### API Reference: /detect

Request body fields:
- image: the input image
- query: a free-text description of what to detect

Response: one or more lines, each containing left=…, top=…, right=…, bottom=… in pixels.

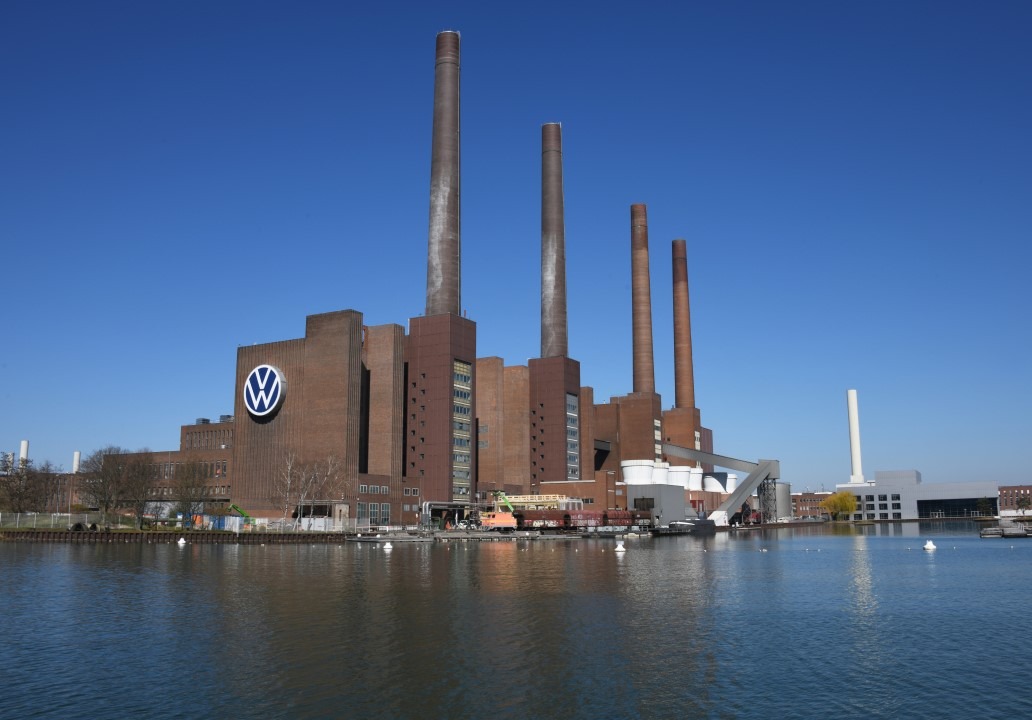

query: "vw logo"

left=244, top=364, right=286, bottom=418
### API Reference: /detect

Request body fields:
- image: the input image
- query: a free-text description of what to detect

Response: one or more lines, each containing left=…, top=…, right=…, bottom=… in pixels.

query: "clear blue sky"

left=2, top=1, right=1029, bottom=490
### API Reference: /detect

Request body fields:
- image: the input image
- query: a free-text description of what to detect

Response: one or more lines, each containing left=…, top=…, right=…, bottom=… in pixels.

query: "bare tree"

left=294, top=456, right=343, bottom=530
left=0, top=457, right=62, bottom=513
left=272, top=452, right=301, bottom=528
left=120, top=452, right=155, bottom=529
left=172, top=456, right=209, bottom=524
left=79, top=446, right=128, bottom=523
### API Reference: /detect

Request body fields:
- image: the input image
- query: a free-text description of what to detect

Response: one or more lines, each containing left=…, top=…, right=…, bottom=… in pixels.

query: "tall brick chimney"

left=672, top=238, right=695, bottom=408
left=630, top=204, right=655, bottom=394
left=541, top=122, right=567, bottom=358
left=425, top=30, right=461, bottom=317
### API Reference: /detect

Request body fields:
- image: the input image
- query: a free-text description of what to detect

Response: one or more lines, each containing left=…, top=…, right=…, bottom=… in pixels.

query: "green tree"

left=820, top=490, right=858, bottom=521
left=977, top=496, right=995, bottom=517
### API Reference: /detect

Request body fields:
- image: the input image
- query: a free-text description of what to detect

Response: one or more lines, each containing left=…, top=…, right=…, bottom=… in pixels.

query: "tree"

left=79, top=446, right=129, bottom=521
left=272, top=453, right=345, bottom=530
left=295, top=456, right=343, bottom=529
left=79, top=447, right=155, bottom=526
left=272, top=452, right=301, bottom=528
left=820, top=490, right=858, bottom=521
left=171, top=456, right=209, bottom=524
left=1017, top=496, right=1030, bottom=517
left=119, top=452, right=155, bottom=529
left=977, top=496, right=995, bottom=517
left=0, top=456, right=62, bottom=513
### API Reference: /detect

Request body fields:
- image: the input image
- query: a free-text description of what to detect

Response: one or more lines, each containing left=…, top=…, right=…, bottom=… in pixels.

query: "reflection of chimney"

left=630, top=204, right=655, bottom=393
left=847, top=389, right=864, bottom=484
left=541, top=123, right=567, bottom=358
left=425, top=30, right=461, bottom=317
left=672, top=239, right=695, bottom=408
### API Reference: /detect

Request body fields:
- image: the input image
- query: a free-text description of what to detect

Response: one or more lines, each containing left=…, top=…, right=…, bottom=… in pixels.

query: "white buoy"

left=924, top=540, right=936, bottom=551
left=615, top=540, right=626, bottom=552
left=383, top=542, right=393, bottom=550
left=177, top=537, right=186, bottom=546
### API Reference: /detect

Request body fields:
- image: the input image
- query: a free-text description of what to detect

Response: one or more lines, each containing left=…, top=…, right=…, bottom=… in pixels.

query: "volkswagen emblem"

left=244, top=364, right=286, bottom=418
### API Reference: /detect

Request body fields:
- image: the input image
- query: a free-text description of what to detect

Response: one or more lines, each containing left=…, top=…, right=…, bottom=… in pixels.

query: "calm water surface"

left=2, top=522, right=1030, bottom=719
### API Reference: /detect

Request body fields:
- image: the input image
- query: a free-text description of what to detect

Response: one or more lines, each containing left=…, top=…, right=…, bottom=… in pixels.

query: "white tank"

left=725, top=473, right=739, bottom=493
left=652, top=462, right=669, bottom=485
left=776, top=482, right=792, bottom=519
left=621, top=459, right=654, bottom=485
left=688, top=468, right=703, bottom=492
left=704, top=474, right=725, bottom=493
left=668, top=466, right=691, bottom=489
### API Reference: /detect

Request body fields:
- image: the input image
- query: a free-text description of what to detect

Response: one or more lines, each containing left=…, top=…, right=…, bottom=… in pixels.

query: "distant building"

left=837, top=470, right=998, bottom=521
left=998, top=484, right=1032, bottom=518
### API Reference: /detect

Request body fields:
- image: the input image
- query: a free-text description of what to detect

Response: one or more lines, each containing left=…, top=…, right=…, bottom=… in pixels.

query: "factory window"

left=892, top=503, right=901, bottom=510
left=411, top=488, right=419, bottom=496
left=357, top=502, right=367, bottom=520
left=479, top=441, right=488, bottom=449
left=865, top=504, right=874, bottom=511
left=891, top=494, right=900, bottom=501
left=369, top=504, right=380, bottom=524
left=879, top=504, right=888, bottom=510
left=381, top=486, right=388, bottom=494
left=893, top=513, right=902, bottom=519
left=369, top=486, right=378, bottom=494
left=479, top=425, right=488, bottom=433
left=381, top=504, right=390, bottom=524
left=879, top=513, right=888, bottom=520
left=878, top=495, right=887, bottom=501
left=865, top=495, right=874, bottom=501
left=866, top=513, right=875, bottom=520
left=853, top=514, right=862, bottom=521
left=359, top=484, right=368, bottom=494
left=403, top=488, right=410, bottom=496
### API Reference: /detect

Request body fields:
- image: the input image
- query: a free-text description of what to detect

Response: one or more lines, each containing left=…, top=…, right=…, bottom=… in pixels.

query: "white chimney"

left=19, top=440, right=29, bottom=467
left=847, top=389, right=864, bottom=484
left=72, top=451, right=81, bottom=474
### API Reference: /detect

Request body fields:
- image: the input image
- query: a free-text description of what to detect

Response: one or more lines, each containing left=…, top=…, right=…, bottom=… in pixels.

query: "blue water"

left=2, top=522, right=1030, bottom=719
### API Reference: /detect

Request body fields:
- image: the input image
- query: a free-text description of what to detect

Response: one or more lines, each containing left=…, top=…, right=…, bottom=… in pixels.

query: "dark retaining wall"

left=0, top=530, right=348, bottom=545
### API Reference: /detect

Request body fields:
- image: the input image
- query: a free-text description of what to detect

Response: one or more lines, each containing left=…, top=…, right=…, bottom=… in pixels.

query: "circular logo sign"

left=244, top=364, right=286, bottom=417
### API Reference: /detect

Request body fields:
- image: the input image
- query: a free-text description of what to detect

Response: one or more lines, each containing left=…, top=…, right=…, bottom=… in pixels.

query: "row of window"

left=358, top=484, right=389, bottom=495
left=854, top=513, right=903, bottom=520
left=356, top=502, right=391, bottom=524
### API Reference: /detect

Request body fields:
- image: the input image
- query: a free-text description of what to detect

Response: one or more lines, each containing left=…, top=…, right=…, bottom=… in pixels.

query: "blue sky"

left=2, top=1, right=1029, bottom=490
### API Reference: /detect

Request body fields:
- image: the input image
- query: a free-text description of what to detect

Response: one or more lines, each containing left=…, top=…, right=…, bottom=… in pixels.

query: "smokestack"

left=19, top=440, right=29, bottom=467
left=847, top=389, right=864, bottom=483
left=72, top=450, right=81, bottom=474
left=672, top=239, right=695, bottom=408
left=541, top=122, right=567, bottom=358
left=425, top=30, right=461, bottom=317
left=630, top=204, right=655, bottom=394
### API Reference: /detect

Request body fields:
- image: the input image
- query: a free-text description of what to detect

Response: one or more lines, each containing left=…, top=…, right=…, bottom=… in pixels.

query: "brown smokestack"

left=672, top=238, right=696, bottom=408
left=631, top=203, right=655, bottom=394
left=425, top=31, right=461, bottom=317
left=541, top=122, right=567, bottom=358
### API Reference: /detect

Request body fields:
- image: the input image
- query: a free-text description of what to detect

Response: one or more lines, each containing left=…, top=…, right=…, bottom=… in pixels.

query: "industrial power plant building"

left=141, top=31, right=718, bottom=525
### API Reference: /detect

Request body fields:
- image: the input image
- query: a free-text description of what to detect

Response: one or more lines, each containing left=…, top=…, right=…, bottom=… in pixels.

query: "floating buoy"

left=924, top=540, right=936, bottom=551
left=384, top=542, right=393, bottom=550
left=615, top=540, right=626, bottom=553
left=177, top=537, right=186, bottom=546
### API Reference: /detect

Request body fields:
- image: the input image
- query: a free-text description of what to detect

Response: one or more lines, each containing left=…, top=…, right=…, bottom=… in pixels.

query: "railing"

left=0, top=512, right=137, bottom=530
